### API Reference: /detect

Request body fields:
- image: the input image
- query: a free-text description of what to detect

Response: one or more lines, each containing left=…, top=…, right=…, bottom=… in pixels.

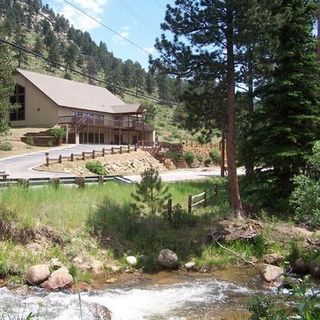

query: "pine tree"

left=47, top=38, right=60, bottom=71
left=152, top=0, right=265, bottom=216
left=0, top=27, right=15, bottom=135
left=34, top=35, right=44, bottom=55
left=146, top=72, right=156, bottom=95
left=14, top=26, right=28, bottom=67
left=64, top=43, right=79, bottom=69
left=248, top=0, right=320, bottom=200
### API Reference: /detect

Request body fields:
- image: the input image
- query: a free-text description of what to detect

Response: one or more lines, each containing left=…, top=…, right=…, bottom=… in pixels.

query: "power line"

left=62, top=0, right=151, bottom=56
left=117, top=0, right=159, bottom=35
left=0, top=37, right=180, bottom=106
left=152, top=0, right=166, bottom=10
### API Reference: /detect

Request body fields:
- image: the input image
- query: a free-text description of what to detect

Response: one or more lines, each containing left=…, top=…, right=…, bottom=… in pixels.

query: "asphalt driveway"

left=0, top=144, right=243, bottom=181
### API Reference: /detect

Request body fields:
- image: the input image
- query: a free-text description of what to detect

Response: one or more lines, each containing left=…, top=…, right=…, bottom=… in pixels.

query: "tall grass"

left=0, top=179, right=226, bottom=232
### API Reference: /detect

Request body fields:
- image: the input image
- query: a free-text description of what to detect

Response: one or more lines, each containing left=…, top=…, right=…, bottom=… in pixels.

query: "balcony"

left=59, top=115, right=154, bottom=132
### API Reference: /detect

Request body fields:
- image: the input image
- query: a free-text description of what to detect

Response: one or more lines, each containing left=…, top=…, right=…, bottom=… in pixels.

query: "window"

left=10, top=85, right=25, bottom=121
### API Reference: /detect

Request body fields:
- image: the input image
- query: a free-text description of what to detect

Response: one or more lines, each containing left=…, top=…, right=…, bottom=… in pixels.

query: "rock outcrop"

left=41, top=267, right=73, bottom=290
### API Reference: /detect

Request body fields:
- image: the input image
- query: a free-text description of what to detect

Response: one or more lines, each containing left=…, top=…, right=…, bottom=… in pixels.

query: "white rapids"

left=0, top=278, right=253, bottom=320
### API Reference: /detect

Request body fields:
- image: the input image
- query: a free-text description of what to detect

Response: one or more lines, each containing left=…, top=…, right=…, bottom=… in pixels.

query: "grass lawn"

left=0, top=178, right=308, bottom=283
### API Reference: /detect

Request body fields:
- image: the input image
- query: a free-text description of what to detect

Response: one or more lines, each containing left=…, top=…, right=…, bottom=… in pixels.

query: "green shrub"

left=85, top=161, right=108, bottom=175
left=0, top=141, right=13, bottom=151
left=184, top=151, right=195, bottom=166
left=204, top=158, right=211, bottom=167
left=26, top=136, right=35, bottom=147
left=209, top=149, right=221, bottom=165
left=197, top=154, right=203, bottom=163
left=170, top=204, right=197, bottom=229
left=49, top=127, right=66, bottom=139
left=290, top=175, right=320, bottom=228
left=165, top=150, right=182, bottom=162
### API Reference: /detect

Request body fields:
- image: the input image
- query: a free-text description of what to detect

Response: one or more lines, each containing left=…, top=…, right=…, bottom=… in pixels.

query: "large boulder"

left=260, top=264, right=284, bottom=284
left=157, top=249, right=178, bottom=269
left=26, top=264, right=50, bottom=286
left=41, top=267, right=73, bottom=290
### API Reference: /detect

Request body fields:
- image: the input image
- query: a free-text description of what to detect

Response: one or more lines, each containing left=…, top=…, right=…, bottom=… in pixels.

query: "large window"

left=10, top=85, right=25, bottom=121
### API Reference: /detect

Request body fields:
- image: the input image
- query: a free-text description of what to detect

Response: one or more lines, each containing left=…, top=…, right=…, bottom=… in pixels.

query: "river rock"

left=309, top=260, right=320, bottom=278
left=185, top=261, right=196, bottom=271
left=292, top=258, right=310, bottom=275
left=26, top=264, right=50, bottom=285
left=262, top=253, right=284, bottom=266
left=90, top=259, right=104, bottom=275
left=126, top=256, right=137, bottom=266
left=157, top=249, right=178, bottom=269
left=91, top=303, right=112, bottom=320
left=41, top=267, right=73, bottom=290
left=260, top=264, right=284, bottom=283
left=110, top=265, right=121, bottom=272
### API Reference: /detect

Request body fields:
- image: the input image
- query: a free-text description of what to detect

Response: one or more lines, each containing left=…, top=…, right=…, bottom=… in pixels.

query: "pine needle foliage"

left=131, top=167, right=171, bottom=217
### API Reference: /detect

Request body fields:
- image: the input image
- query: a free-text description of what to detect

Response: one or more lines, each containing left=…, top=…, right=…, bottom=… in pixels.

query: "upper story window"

left=10, top=85, right=25, bottom=121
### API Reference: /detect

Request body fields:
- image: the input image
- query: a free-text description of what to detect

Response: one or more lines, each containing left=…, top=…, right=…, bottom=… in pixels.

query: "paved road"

left=125, top=168, right=224, bottom=183
left=0, top=144, right=244, bottom=181
left=0, top=144, right=116, bottom=178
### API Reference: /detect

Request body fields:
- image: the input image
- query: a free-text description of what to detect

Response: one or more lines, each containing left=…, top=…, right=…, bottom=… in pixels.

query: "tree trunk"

left=226, top=4, right=244, bottom=218
left=220, top=123, right=225, bottom=177
left=317, top=10, right=320, bottom=61
left=245, top=47, right=254, bottom=177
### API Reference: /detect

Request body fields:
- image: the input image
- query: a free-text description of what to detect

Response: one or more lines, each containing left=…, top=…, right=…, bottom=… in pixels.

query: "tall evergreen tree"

left=247, top=0, right=320, bottom=200
left=47, top=38, right=60, bottom=71
left=153, top=0, right=266, bottom=216
left=14, top=26, right=28, bottom=67
left=0, top=26, right=15, bottom=135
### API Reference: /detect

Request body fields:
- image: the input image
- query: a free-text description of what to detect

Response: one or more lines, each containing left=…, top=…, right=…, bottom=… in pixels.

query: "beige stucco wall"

left=11, top=74, right=59, bottom=127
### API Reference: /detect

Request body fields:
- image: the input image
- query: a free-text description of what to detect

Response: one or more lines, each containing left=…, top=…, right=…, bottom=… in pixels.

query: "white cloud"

left=113, top=26, right=130, bottom=44
left=143, top=46, right=156, bottom=54
left=54, top=0, right=109, bottom=31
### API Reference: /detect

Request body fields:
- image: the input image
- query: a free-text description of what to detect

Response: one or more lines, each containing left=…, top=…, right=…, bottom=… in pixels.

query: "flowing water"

left=0, top=268, right=266, bottom=320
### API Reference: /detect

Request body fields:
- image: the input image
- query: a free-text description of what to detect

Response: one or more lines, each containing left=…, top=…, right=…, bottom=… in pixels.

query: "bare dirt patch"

left=0, top=127, right=57, bottom=159
left=36, top=149, right=167, bottom=176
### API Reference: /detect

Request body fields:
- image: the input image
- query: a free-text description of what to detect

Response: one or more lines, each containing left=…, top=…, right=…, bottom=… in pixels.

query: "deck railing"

left=58, top=115, right=153, bottom=132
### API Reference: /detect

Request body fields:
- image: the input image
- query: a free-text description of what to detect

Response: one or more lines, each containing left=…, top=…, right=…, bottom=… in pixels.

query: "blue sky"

left=43, top=0, right=175, bottom=70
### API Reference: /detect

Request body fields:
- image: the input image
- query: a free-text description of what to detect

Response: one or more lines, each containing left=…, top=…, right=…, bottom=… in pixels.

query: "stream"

left=0, top=268, right=267, bottom=320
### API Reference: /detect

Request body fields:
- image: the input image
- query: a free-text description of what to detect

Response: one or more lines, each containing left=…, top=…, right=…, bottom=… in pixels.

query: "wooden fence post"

left=128, top=145, right=130, bottom=153
left=167, top=198, right=172, bottom=222
left=58, top=155, right=62, bottom=164
left=134, top=144, right=137, bottom=151
left=82, top=152, right=85, bottom=160
left=188, top=195, right=192, bottom=214
left=19, top=179, right=29, bottom=188
left=71, top=153, right=74, bottom=162
left=45, top=152, right=49, bottom=166
left=92, top=150, right=95, bottom=159
left=120, top=146, right=123, bottom=154
left=102, top=148, right=105, bottom=156
left=75, top=176, right=85, bottom=188
left=50, top=177, right=60, bottom=188
left=98, top=175, right=104, bottom=185
left=111, top=147, right=114, bottom=154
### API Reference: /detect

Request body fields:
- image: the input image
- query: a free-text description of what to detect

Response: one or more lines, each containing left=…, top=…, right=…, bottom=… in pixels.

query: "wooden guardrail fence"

left=0, top=175, right=134, bottom=188
left=45, top=145, right=137, bottom=166
left=187, top=185, right=218, bottom=213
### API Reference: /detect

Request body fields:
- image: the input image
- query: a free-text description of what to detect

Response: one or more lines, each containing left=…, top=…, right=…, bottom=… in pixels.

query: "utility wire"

left=62, top=0, right=151, bottom=56
left=152, top=0, right=166, bottom=10
left=117, top=0, right=159, bottom=35
left=0, top=37, right=180, bottom=105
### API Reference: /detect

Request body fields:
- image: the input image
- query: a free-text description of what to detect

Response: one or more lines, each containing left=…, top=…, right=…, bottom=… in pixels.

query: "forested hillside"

left=0, top=0, right=193, bottom=141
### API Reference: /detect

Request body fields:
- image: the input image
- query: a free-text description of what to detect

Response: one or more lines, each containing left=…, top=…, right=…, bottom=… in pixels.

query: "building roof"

left=15, top=69, right=141, bottom=114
